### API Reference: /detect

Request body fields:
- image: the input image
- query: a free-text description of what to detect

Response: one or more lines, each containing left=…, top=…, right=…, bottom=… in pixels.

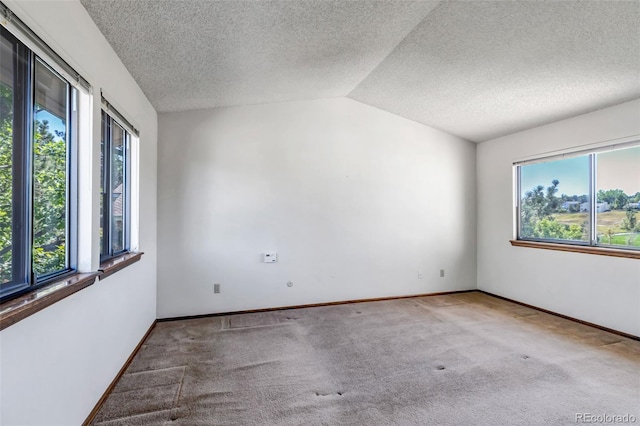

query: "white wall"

left=0, top=1, right=157, bottom=425
left=157, top=98, right=476, bottom=318
left=477, top=99, right=640, bottom=336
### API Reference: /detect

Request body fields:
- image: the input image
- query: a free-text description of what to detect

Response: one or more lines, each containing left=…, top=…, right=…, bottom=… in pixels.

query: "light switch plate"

left=263, top=252, right=278, bottom=263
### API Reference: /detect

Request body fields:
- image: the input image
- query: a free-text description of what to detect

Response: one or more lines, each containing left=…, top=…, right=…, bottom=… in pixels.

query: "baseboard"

left=83, top=320, right=157, bottom=426
left=157, top=289, right=477, bottom=322
left=478, top=290, right=639, bottom=341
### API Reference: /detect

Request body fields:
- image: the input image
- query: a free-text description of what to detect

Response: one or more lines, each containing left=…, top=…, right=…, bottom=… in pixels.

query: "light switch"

left=263, top=252, right=278, bottom=263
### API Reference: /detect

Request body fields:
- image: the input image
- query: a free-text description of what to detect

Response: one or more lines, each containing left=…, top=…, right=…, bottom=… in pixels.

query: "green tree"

left=621, top=208, right=637, bottom=232
left=521, top=179, right=585, bottom=240
left=545, top=179, right=561, bottom=214
left=0, top=82, right=66, bottom=282
left=0, top=83, right=13, bottom=283
left=533, top=218, right=583, bottom=240
left=32, top=116, right=66, bottom=276
left=597, top=189, right=628, bottom=210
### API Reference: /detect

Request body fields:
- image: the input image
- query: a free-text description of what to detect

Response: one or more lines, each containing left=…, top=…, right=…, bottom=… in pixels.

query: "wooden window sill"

left=0, top=253, right=144, bottom=331
left=0, top=272, right=99, bottom=331
left=99, top=252, right=144, bottom=280
left=510, top=240, right=640, bottom=260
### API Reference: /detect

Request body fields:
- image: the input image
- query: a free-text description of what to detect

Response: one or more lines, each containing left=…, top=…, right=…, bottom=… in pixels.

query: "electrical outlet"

left=418, top=271, right=423, bottom=279
left=214, top=283, right=221, bottom=293
left=440, top=270, right=445, bottom=278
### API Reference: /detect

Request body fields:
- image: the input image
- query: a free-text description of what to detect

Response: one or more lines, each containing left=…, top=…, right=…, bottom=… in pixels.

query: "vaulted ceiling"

left=80, top=0, right=640, bottom=142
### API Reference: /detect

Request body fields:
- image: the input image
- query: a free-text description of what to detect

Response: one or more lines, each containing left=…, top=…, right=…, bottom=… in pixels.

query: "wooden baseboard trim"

left=478, top=290, right=639, bottom=341
left=158, top=289, right=477, bottom=322
left=83, top=320, right=157, bottom=426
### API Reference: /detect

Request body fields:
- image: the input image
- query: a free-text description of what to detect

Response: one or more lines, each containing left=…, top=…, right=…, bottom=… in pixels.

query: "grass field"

left=553, top=210, right=640, bottom=247
left=553, top=212, right=589, bottom=227
left=608, top=234, right=640, bottom=246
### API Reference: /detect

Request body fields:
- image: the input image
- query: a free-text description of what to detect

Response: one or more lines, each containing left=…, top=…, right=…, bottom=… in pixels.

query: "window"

left=0, top=26, right=77, bottom=300
left=516, top=144, right=640, bottom=251
left=0, top=5, right=143, bottom=327
left=100, top=110, right=130, bottom=261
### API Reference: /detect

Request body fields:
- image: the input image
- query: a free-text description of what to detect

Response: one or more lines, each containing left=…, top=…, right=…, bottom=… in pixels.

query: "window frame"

left=514, top=141, right=640, bottom=253
left=2, top=26, right=31, bottom=298
left=0, top=25, right=78, bottom=302
left=32, top=58, right=78, bottom=282
left=100, top=110, right=131, bottom=263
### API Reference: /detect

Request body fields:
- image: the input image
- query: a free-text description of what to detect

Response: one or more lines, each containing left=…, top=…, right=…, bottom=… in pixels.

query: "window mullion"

left=515, top=165, right=522, bottom=239
left=10, top=37, right=30, bottom=288
left=107, top=117, right=114, bottom=257
left=102, top=115, right=112, bottom=259
left=589, top=154, right=596, bottom=246
left=67, top=87, right=78, bottom=270
left=124, top=133, right=131, bottom=251
left=24, top=48, right=34, bottom=285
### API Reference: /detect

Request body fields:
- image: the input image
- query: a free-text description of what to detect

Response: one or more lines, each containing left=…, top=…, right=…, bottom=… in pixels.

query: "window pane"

left=0, top=34, right=14, bottom=284
left=596, top=147, right=640, bottom=248
left=519, top=156, right=590, bottom=242
left=110, top=123, right=125, bottom=253
left=32, top=61, right=68, bottom=277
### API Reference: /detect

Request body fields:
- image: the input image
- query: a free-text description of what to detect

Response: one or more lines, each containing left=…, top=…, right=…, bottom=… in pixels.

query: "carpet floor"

left=91, top=292, right=640, bottom=425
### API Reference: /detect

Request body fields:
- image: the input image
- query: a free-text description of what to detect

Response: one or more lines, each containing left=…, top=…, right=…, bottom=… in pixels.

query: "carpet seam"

left=93, top=408, right=175, bottom=425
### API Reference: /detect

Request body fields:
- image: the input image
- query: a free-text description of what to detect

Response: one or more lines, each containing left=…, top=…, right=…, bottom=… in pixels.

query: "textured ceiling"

left=80, top=0, right=640, bottom=142
left=80, top=0, right=438, bottom=112
left=350, top=0, right=640, bottom=142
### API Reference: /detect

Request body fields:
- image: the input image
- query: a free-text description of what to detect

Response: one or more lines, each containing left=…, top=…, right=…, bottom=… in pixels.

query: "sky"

left=597, top=147, right=640, bottom=195
left=521, top=155, right=589, bottom=197
left=520, top=146, right=640, bottom=197
left=35, top=109, right=66, bottom=142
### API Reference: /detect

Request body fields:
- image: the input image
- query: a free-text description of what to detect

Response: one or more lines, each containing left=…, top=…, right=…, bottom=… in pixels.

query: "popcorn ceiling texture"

left=349, top=1, right=640, bottom=142
left=79, top=0, right=438, bottom=112
left=81, top=0, right=640, bottom=142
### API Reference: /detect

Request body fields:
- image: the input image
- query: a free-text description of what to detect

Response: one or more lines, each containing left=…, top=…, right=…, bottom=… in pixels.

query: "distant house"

left=580, top=202, right=610, bottom=212
left=627, top=202, right=640, bottom=209
left=561, top=201, right=581, bottom=211
left=111, top=183, right=124, bottom=243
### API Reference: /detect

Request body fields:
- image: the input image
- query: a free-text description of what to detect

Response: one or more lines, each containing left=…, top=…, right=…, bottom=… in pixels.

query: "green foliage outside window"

left=0, top=83, right=66, bottom=283
left=520, top=179, right=586, bottom=241
left=621, top=208, right=638, bottom=232
left=521, top=177, right=640, bottom=246
left=32, top=115, right=66, bottom=277
left=0, top=84, right=12, bottom=283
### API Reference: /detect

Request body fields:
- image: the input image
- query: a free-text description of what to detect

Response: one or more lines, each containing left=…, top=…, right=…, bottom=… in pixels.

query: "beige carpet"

left=91, top=292, right=640, bottom=425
